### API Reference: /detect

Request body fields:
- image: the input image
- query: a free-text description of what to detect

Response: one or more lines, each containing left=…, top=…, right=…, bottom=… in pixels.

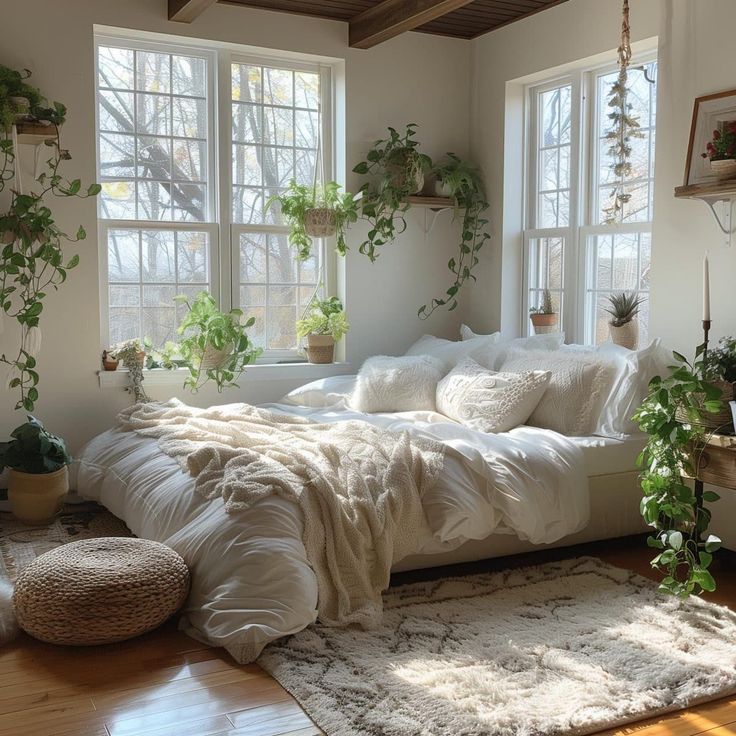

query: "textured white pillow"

left=281, top=375, right=357, bottom=408
left=471, top=333, right=566, bottom=371
left=500, top=349, right=614, bottom=436
left=436, top=358, right=551, bottom=433
left=460, top=324, right=500, bottom=341
left=351, top=355, right=445, bottom=413
left=405, top=333, right=501, bottom=371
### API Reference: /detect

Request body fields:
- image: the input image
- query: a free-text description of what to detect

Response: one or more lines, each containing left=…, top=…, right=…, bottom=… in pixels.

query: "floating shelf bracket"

left=702, top=198, right=735, bottom=247
left=420, top=206, right=452, bottom=236
left=674, top=182, right=736, bottom=247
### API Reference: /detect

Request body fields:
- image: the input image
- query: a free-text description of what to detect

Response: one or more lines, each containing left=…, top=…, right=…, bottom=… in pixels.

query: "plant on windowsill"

left=0, top=415, right=71, bottom=524
left=419, top=154, right=490, bottom=319
left=702, top=122, right=736, bottom=181
left=529, top=289, right=558, bottom=334
left=109, top=339, right=149, bottom=404
left=296, top=296, right=349, bottom=365
left=633, top=345, right=726, bottom=597
left=606, top=291, right=643, bottom=350
left=267, top=179, right=360, bottom=261
left=0, top=66, right=99, bottom=413
left=352, top=124, right=432, bottom=262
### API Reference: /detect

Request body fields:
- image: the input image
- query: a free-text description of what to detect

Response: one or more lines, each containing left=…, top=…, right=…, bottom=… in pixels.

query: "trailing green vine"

left=633, top=345, right=724, bottom=597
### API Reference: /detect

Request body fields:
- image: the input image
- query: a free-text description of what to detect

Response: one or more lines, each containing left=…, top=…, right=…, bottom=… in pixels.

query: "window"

left=524, top=58, right=657, bottom=344
left=96, top=35, right=333, bottom=359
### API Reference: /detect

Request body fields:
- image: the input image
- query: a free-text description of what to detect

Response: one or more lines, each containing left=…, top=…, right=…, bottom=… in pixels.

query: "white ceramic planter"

left=710, top=158, right=736, bottom=181
left=609, top=320, right=639, bottom=350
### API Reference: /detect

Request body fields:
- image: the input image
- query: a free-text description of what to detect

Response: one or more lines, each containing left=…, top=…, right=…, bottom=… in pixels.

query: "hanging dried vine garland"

left=604, top=0, right=644, bottom=224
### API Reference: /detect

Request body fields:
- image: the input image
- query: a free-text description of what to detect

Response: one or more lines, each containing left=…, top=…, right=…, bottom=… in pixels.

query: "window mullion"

left=217, top=49, right=233, bottom=313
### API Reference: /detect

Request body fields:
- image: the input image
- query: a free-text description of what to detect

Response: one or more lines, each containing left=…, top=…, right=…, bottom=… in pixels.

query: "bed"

left=72, top=362, right=651, bottom=664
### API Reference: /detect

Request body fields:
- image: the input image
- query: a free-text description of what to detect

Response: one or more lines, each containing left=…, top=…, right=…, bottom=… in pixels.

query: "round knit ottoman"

left=12, top=537, right=190, bottom=646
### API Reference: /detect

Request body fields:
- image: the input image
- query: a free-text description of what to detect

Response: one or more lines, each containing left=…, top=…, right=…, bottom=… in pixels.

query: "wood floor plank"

left=124, top=714, right=233, bottom=736
left=226, top=699, right=316, bottom=733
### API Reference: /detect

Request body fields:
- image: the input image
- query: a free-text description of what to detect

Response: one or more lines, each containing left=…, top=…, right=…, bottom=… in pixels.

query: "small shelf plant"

left=296, top=296, right=349, bottom=364
left=702, top=123, right=736, bottom=181
left=529, top=289, right=558, bottom=334
left=606, top=291, right=643, bottom=349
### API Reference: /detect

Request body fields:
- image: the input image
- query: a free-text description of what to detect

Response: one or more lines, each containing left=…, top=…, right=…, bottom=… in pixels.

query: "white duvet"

left=72, top=377, right=589, bottom=663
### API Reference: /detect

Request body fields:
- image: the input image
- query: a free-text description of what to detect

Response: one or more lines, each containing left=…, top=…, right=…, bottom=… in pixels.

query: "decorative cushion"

left=351, top=355, right=445, bottom=413
left=12, top=537, right=190, bottom=646
left=471, top=333, right=566, bottom=371
left=436, top=357, right=551, bottom=433
left=404, top=333, right=501, bottom=371
left=500, top=349, right=614, bottom=436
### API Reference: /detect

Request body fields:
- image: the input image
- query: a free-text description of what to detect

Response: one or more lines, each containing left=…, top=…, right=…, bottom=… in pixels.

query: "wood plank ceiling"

left=213, top=0, right=570, bottom=45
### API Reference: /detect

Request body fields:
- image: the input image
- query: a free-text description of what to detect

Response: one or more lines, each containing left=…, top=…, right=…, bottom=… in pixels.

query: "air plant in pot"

left=529, top=289, right=558, bottom=334
left=296, top=296, right=349, bottom=364
left=267, top=179, right=360, bottom=261
left=606, top=291, right=643, bottom=349
left=702, top=122, right=736, bottom=181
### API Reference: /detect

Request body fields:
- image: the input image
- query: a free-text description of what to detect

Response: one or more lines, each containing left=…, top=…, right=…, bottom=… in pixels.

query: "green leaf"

left=669, top=531, right=683, bottom=550
left=705, top=534, right=722, bottom=553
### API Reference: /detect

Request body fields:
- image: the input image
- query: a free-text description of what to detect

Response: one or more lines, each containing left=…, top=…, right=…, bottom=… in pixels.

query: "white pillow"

left=471, top=333, right=566, bottom=371
left=351, top=355, right=445, bottom=413
left=436, top=357, right=551, bottom=433
left=500, top=348, right=614, bottom=436
left=405, top=333, right=501, bottom=371
left=281, top=375, right=357, bottom=408
left=460, top=324, right=498, bottom=341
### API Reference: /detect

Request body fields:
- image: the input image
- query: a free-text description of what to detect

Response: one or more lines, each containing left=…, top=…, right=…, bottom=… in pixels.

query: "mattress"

left=573, top=434, right=646, bottom=477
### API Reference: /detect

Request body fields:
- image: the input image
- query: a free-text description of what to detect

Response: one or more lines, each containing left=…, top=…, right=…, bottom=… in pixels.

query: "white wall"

left=0, top=0, right=471, bottom=451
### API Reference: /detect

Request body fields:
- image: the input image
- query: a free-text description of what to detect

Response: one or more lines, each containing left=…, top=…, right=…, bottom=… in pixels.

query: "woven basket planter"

left=304, top=208, right=337, bottom=238
left=386, top=149, right=425, bottom=194
left=710, top=158, right=736, bottom=181
left=8, top=466, right=68, bottom=524
left=13, top=537, right=190, bottom=646
left=306, top=333, right=335, bottom=364
left=609, top=320, right=639, bottom=350
left=198, top=342, right=233, bottom=371
left=676, top=380, right=735, bottom=433
left=530, top=313, right=558, bottom=335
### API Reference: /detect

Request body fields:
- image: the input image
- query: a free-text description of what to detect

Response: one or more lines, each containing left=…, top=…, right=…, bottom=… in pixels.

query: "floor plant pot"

left=306, top=334, right=335, bottom=364
left=529, top=313, right=558, bottom=335
left=710, top=159, right=736, bottom=181
left=609, top=320, right=638, bottom=350
left=8, top=466, right=68, bottom=524
left=304, top=208, right=337, bottom=238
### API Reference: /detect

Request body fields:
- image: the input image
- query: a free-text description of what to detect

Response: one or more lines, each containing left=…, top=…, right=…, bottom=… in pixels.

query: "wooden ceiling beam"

left=168, top=0, right=218, bottom=23
left=349, top=0, right=476, bottom=49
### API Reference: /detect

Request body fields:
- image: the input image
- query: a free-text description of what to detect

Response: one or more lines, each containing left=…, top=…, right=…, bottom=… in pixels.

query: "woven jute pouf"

left=12, top=537, right=190, bottom=646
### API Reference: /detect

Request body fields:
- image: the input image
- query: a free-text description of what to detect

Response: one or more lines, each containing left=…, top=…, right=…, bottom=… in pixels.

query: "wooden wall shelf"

left=406, top=195, right=453, bottom=209
left=674, top=181, right=736, bottom=200
left=15, top=123, right=57, bottom=146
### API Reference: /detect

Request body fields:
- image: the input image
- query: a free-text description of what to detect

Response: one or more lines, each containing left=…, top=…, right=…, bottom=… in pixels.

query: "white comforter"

left=72, top=381, right=588, bottom=663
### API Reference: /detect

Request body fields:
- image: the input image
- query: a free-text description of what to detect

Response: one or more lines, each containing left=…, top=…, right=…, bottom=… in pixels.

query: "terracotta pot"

left=8, top=466, right=68, bottom=524
left=609, top=320, right=639, bottom=350
left=102, top=350, right=119, bottom=371
left=529, top=312, right=558, bottom=335
left=304, top=208, right=337, bottom=238
left=710, top=158, right=736, bottom=181
left=306, top=333, right=335, bottom=364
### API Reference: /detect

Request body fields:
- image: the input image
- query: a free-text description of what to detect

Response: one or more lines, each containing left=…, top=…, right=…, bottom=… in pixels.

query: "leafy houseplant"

left=296, top=296, right=349, bottom=365
left=268, top=180, right=359, bottom=261
left=707, top=336, right=736, bottom=384
left=606, top=291, right=643, bottom=349
left=0, top=415, right=71, bottom=523
left=419, top=154, right=490, bottom=318
left=633, top=346, right=724, bottom=597
left=109, top=339, right=149, bottom=404
left=702, top=123, right=736, bottom=180
left=0, top=66, right=99, bottom=412
left=173, top=291, right=262, bottom=392
left=352, top=124, right=432, bottom=262
left=529, top=289, right=558, bottom=334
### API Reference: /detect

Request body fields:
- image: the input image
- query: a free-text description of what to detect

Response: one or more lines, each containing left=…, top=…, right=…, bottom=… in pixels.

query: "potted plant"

left=702, top=123, right=736, bottom=181
left=296, top=296, right=349, bottom=364
left=606, top=291, right=643, bottom=349
left=0, top=416, right=71, bottom=524
left=352, top=124, right=432, bottom=261
left=529, top=289, right=558, bottom=334
left=633, top=345, right=724, bottom=597
left=109, top=339, right=149, bottom=404
left=267, top=179, right=359, bottom=261
left=419, top=153, right=490, bottom=319
left=0, top=65, right=66, bottom=132
left=173, top=291, right=262, bottom=392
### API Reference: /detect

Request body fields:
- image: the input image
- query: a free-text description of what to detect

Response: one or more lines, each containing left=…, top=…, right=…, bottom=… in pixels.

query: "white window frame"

left=522, top=52, right=657, bottom=344
left=95, top=32, right=337, bottom=364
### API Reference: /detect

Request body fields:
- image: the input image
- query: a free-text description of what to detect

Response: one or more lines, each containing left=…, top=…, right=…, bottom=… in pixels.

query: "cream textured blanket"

left=118, top=399, right=445, bottom=628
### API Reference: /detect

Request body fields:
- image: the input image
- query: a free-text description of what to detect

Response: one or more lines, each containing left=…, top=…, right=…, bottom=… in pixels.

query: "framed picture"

left=684, top=89, right=736, bottom=186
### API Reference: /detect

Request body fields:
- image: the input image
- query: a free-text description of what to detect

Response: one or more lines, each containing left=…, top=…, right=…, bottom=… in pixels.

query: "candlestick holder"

left=703, top=319, right=712, bottom=362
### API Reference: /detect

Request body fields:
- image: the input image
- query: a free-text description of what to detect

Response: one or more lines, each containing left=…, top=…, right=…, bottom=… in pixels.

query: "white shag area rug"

left=258, top=557, right=736, bottom=736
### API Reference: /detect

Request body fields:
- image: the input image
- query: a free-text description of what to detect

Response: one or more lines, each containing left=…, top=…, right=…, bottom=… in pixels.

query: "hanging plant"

left=419, top=153, right=490, bottom=319
left=352, top=124, right=432, bottom=262
left=0, top=66, right=99, bottom=412
left=267, top=180, right=359, bottom=261
left=603, top=0, right=644, bottom=224
left=633, top=345, right=725, bottom=597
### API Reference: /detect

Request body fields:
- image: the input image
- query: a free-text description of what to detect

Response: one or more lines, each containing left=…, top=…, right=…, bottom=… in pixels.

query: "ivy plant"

left=632, top=344, right=723, bottom=597
left=0, top=76, right=100, bottom=412
left=352, top=124, right=431, bottom=262
left=419, top=153, right=490, bottom=318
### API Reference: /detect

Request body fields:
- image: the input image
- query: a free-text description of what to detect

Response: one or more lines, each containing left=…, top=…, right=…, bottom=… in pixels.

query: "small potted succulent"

left=702, top=123, right=736, bottom=181
left=0, top=416, right=71, bottom=524
left=529, top=289, right=558, bottom=334
left=296, top=296, right=349, bottom=364
left=268, top=179, right=359, bottom=261
left=606, top=291, right=643, bottom=349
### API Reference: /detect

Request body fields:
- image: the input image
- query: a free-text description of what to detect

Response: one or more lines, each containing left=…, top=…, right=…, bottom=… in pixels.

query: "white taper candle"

left=703, top=254, right=711, bottom=321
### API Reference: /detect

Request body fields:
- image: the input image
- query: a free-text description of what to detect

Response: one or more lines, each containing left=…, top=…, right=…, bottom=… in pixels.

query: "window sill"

left=97, top=361, right=352, bottom=388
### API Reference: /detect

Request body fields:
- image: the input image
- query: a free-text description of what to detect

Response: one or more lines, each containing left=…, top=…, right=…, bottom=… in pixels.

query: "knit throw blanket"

left=118, top=399, right=445, bottom=628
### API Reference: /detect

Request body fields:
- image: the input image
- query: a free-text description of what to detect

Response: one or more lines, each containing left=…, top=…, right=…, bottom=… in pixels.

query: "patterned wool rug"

left=258, top=556, right=736, bottom=736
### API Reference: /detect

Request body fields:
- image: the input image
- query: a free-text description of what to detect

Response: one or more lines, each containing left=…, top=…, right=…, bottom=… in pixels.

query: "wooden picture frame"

left=684, top=89, right=736, bottom=186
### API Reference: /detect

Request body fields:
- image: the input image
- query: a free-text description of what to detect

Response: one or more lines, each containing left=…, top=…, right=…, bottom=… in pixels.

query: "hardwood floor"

left=3, top=536, right=736, bottom=736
